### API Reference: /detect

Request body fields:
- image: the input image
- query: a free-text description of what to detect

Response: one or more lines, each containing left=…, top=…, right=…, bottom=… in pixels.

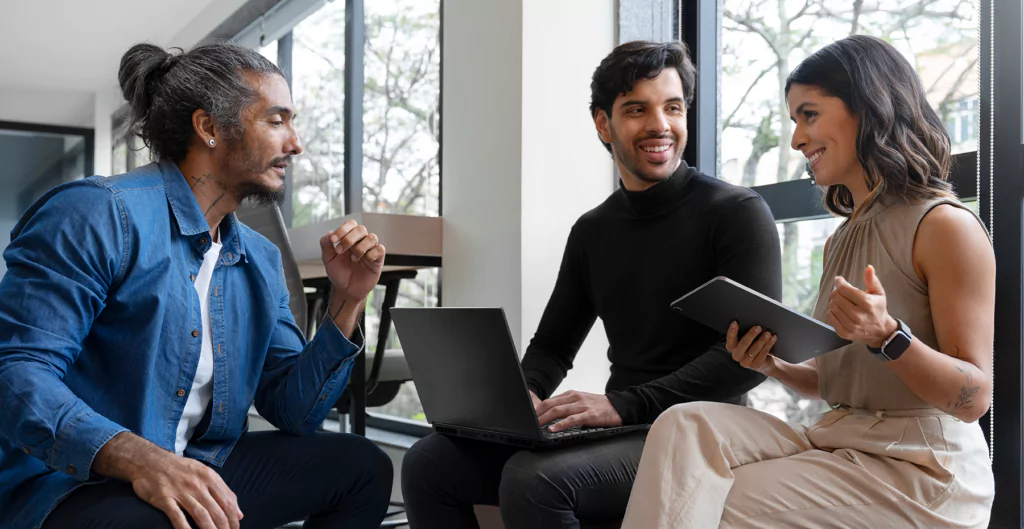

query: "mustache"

left=635, top=134, right=676, bottom=144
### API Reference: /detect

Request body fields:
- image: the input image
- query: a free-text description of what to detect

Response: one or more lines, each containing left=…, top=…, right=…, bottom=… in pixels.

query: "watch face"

left=883, top=331, right=912, bottom=359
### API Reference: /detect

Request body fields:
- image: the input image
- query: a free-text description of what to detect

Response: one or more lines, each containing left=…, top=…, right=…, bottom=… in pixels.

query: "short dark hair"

left=118, top=42, right=283, bottom=164
left=786, top=35, right=955, bottom=218
left=589, top=41, right=696, bottom=152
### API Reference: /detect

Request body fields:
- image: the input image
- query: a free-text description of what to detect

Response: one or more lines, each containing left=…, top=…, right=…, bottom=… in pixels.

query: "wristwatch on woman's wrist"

left=867, top=318, right=912, bottom=361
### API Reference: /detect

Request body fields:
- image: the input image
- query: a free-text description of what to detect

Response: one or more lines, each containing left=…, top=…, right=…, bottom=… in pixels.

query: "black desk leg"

left=350, top=311, right=366, bottom=436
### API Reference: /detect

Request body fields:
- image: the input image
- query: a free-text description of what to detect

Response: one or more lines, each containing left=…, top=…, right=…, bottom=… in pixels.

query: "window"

left=751, top=217, right=841, bottom=423
left=112, top=140, right=128, bottom=175
left=252, top=0, right=443, bottom=432
left=260, top=39, right=278, bottom=65
left=719, top=0, right=978, bottom=188
left=361, top=0, right=441, bottom=216
left=365, top=267, right=440, bottom=423
left=290, top=0, right=347, bottom=227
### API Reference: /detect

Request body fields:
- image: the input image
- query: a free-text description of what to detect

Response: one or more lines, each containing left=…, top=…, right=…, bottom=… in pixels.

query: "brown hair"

left=785, top=35, right=956, bottom=217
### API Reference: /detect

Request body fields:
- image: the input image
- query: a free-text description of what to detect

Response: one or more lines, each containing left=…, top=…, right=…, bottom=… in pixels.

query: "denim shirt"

left=0, top=159, right=360, bottom=529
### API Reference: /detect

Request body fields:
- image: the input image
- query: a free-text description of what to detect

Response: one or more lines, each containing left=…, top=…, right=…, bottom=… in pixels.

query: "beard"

left=610, top=130, right=683, bottom=183
left=224, top=133, right=288, bottom=207
left=239, top=181, right=285, bottom=206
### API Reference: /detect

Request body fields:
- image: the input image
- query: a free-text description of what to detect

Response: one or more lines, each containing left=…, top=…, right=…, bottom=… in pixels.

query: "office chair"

left=235, top=203, right=410, bottom=528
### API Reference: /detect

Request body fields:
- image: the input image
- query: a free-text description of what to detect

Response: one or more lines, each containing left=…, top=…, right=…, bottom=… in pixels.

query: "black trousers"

left=43, top=431, right=394, bottom=529
left=401, top=432, right=646, bottom=529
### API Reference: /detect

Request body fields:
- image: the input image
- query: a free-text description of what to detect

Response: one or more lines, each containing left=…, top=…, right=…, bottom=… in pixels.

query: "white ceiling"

left=2, top=0, right=223, bottom=91
left=0, top=0, right=248, bottom=126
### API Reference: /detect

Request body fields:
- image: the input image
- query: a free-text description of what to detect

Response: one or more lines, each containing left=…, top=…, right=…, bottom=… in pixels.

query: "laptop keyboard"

left=541, top=420, right=608, bottom=439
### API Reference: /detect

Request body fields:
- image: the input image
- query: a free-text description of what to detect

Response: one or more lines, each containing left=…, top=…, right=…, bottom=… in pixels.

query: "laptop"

left=390, top=307, right=648, bottom=449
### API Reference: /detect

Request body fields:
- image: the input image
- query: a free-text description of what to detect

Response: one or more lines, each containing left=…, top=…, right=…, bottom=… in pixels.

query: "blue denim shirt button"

left=191, top=330, right=200, bottom=338
left=177, top=389, right=186, bottom=397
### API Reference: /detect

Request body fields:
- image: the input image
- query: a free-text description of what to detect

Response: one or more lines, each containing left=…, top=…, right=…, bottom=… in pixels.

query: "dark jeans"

left=43, top=431, right=394, bottom=529
left=401, top=432, right=646, bottom=529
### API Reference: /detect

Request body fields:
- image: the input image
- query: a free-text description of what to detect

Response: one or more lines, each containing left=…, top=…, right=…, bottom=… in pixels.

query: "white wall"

left=521, top=0, right=615, bottom=393
left=0, top=86, right=94, bottom=128
left=443, top=0, right=615, bottom=394
left=441, top=0, right=525, bottom=344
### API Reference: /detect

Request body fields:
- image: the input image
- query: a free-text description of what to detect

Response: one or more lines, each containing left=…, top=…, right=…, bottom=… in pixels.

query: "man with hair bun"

left=0, top=42, right=393, bottom=529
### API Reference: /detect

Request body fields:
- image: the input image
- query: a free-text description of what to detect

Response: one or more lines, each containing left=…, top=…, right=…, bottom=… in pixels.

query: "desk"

left=286, top=212, right=442, bottom=278
left=289, top=213, right=441, bottom=436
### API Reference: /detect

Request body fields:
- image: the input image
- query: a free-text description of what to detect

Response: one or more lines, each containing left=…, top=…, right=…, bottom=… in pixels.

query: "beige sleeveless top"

left=811, top=194, right=985, bottom=411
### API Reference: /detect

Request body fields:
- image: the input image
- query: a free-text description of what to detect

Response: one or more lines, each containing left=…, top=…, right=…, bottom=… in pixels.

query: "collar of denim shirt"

left=158, top=158, right=247, bottom=265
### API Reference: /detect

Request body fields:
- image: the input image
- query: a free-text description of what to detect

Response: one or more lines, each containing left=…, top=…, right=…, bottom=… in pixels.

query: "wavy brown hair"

left=785, top=35, right=956, bottom=217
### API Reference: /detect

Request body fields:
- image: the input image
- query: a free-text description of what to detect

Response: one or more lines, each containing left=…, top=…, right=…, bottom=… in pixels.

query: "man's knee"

left=498, top=450, right=568, bottom=509
left=310, top=433, right=393, bottom=507
left=350, top=434, right=394, bottom=495
left=402, top=433, right=453, bottom=498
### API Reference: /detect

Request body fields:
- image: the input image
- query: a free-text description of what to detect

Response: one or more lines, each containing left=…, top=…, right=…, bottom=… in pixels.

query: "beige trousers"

left=621, top=402, right=993, bottom=529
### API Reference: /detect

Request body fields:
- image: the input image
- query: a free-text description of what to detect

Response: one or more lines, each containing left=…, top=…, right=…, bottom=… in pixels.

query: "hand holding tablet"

left=670, top=277, right=851, bottom=364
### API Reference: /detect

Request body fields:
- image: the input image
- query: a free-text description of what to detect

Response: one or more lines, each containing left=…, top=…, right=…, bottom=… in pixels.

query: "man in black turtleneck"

left=402, top=41, right=782, bottom=528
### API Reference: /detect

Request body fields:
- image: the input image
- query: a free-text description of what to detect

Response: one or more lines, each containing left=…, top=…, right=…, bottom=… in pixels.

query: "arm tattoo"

left=945, top=359, right=980, bottom=413
left=330, top=299, right=348, bottom=321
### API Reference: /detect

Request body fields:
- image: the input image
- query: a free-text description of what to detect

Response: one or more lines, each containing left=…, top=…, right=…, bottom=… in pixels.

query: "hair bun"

left=118, top=43, right=174, bottom=117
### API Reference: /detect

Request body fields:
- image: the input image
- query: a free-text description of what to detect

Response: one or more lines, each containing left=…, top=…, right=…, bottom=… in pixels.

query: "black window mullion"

left=278, top=31, right=295, bottom=227
left=343, top=0, right=364, bottom=215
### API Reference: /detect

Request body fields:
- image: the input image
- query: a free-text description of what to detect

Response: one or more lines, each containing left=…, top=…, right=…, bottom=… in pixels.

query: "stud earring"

left=805, top=161, right=816, bottom=185
left=209, top=139, right=216, bottom=147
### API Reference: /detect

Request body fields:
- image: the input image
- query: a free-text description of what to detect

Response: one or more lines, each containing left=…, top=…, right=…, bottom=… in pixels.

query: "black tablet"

left=670, top=276, right=851, bottom=364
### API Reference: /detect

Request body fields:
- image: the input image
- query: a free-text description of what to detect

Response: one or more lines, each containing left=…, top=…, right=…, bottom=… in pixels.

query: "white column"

left=92, top=86, right=121, bottom=176
left=441, top=0, right=525, bottom=345
left=521, top=0, right=615, bottom=392
left=442, top=0, right=615, bottom=393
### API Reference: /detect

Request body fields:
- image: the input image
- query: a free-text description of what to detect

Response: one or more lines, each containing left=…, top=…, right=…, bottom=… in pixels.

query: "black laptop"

left=390, top=307, right=647, bottom=449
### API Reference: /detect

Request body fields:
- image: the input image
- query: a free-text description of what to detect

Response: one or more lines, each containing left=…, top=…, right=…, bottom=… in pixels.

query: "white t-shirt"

left=174, top=238, right=222, bottom=455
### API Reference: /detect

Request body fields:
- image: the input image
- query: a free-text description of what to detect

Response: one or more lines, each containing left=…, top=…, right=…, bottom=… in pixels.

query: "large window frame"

left=230, top=0, right=441, bottom=438
left=637, top=0, right=1023, bottom=525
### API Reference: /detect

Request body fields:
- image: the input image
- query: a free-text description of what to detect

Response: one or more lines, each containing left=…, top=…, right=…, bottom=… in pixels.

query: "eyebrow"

left=619, top=96, right=685, bottom=108
left=789, top=102, right=817, bottom=123
left=265, top=106, right=295, bottom=118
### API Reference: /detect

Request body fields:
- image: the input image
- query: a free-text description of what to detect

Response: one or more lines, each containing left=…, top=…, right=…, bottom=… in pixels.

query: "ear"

left=192, top=109, right=217, bottom=148
left=593, top=108, right=613, bottom=145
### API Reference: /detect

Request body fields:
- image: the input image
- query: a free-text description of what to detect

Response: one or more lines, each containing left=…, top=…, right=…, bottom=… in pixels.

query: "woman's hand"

left=726, top=321, right=778, bottom=374
left=828, top=265, right=898, bottom=348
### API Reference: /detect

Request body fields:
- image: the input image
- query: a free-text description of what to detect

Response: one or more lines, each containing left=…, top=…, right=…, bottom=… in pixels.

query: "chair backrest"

left=234, top=202, right=308, bottom=332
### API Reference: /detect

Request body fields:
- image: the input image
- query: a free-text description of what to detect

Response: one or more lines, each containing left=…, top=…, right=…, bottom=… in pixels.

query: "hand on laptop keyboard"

left=541, top=419, right=607, bottom=438
left=534, top=390, right=624, bottom=433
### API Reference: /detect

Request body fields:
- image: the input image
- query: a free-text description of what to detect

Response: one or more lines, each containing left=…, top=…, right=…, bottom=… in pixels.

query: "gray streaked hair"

left=118, top=42, right=283, bottom=163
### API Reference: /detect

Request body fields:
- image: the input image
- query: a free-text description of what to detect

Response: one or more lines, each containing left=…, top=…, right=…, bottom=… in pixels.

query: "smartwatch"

left=867, top=318, right=912, bottom=361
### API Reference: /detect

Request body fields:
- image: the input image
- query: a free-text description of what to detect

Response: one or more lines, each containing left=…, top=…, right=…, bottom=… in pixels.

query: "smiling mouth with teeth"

left=808, top=149, right=825, bottom=164
left=641, top=145, right=671, bottom=153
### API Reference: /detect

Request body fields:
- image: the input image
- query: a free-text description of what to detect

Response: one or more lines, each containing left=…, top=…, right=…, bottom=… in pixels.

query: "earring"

left=209, top=139, right=216, bottom=147
left=805, top=161, right=816, bottom=185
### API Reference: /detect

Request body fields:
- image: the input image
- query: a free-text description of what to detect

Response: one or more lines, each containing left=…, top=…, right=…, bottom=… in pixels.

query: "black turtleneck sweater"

left=521, top=162, right=782, bottom=426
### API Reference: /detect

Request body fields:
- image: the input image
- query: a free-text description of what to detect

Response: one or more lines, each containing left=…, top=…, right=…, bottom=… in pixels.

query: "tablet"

left=670, top=276, right=851, bottom=364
